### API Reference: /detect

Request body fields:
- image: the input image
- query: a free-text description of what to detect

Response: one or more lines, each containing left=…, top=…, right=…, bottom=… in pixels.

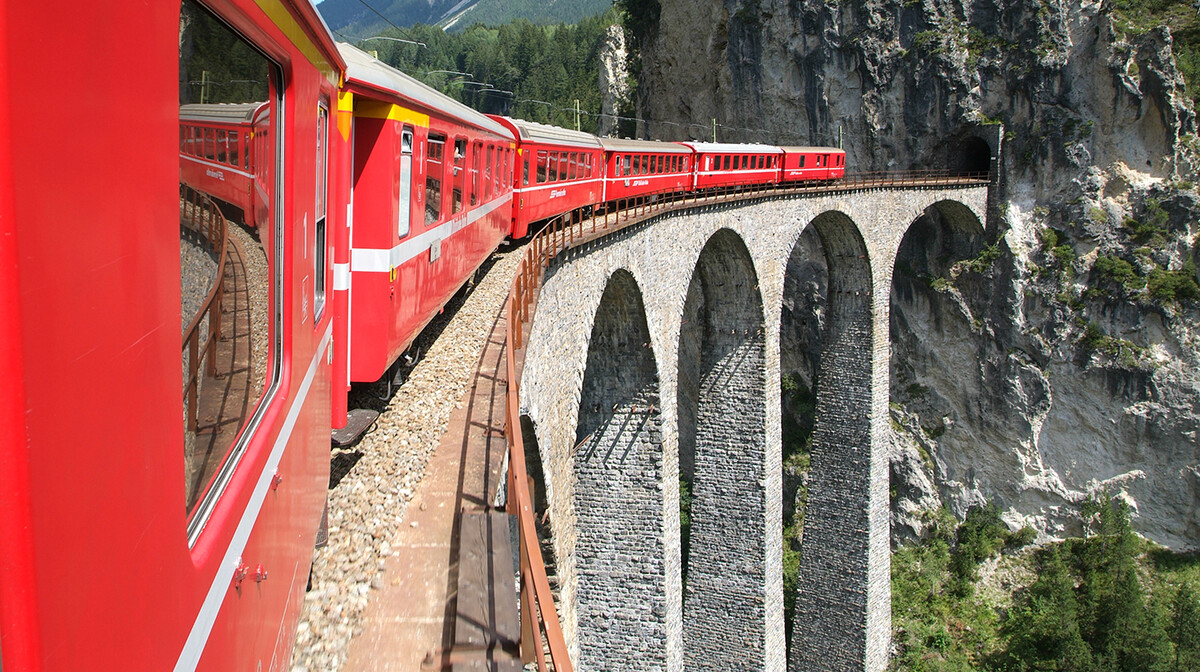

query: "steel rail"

left=499, top=169, right=989, bottom=669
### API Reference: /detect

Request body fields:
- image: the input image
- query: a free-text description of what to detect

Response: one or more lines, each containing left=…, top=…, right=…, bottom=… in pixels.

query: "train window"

left=315, top=103, right=328, bottom=322
left=565, top=152, right=574, bottom=180
left=484, top=145, right=493, bottom=199
left=398, top=127, right=413, bottom=239
left=493, top=148, right=501, bottom=193
left=426, top=133, right=445, bottom=225
left=555, top=153, right=565, bottom=181
left=179, top=0, right=283, bottom=538
left=452, top=138, right=466, bottom=214
left=523, top=152, right=530, bottom=186
left=470, top=141, right=481, bottom=206
left=535, top=150, right=546, bottom=183
left=799, top=155, right=806, bottom=168
left=622, top=154, right=631, bottom=175
left=633, top=155, right=642, bottom=175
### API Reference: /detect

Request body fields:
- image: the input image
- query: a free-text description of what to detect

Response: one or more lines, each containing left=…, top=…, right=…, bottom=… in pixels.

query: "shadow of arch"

left=778, top=222, right=829, bottom=654
left=520, top=414, right=548, bottom=514
left=677, top=228, right=770, bottom=670
left=791, top=210, right=881, bottom=672
left=573, top=268, right=666, bottom=670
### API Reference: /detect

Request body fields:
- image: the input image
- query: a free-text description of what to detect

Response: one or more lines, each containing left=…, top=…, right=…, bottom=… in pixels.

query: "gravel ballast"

left=290, top=245, right=522, bottom=671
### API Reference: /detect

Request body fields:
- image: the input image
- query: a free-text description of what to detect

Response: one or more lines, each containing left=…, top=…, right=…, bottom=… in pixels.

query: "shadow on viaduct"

left=516, top=186, right=990, bottom=672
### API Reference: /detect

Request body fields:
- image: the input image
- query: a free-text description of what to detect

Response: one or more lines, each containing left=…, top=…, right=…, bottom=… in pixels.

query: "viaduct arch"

left=516, top=186, right=989, bottom=671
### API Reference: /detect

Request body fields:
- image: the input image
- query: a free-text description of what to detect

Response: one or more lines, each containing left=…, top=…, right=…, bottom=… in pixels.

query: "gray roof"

left=599, top=138, right=691, bottom=154
left=338, top=43, right=513, bottom=141
left=494, top=116, right=603, bottom=149
left=777, top=146, right=844, bottom=153
left=679, top=142, right=784, bottom=154
left=179, top=103, right=265, bottom=123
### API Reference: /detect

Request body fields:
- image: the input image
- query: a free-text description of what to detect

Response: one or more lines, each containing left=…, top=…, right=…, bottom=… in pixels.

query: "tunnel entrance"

left=954, top=136, right=992, bottom=176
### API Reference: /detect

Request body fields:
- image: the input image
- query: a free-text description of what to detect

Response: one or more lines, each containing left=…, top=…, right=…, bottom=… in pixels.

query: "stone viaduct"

left=516, top=184, right=991, bottom=672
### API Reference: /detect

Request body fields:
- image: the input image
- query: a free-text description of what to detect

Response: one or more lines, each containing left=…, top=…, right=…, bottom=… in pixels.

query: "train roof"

left=679, top=142, right=785, bottom=154
left=179, top=102, right=266, bottom=123
left=777, top=146, right=845, bottom=154
left=489, top=116, right=603, bottom=150
left=337, top=44, right=514, bottom=141
left=599, top=138, right=692, bottom=154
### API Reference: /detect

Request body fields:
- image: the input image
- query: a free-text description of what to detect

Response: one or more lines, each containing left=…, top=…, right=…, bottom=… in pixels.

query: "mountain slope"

left=318, top=0, right=613, bottom=37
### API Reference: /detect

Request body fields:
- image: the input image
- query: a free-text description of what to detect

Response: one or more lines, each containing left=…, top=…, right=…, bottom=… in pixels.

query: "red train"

left=0, top=1, right=845, bottom=669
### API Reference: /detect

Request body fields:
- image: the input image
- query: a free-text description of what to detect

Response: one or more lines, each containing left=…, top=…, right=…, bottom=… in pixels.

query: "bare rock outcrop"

left=636, top=0, right=1200, bottom=549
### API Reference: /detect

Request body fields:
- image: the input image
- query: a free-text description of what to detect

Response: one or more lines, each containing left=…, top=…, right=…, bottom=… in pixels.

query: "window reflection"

left=179, top=0, right=278, bottom=519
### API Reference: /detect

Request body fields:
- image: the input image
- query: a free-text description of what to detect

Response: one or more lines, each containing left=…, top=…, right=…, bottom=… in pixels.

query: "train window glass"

left=470, top=141, right=481, bottom=206
left=556, top=153, right=566, bottom=182
left=659, top=155, right=665, bottom=173
left=484, top=145, right=493, bottom=199
left=228, top=132, right=239, bottom=167
left=799, top=155, right=806, bottom=168
left=586, top=154, right=593, bottom=177
left=623, top=154, right=631, bottom=175
left=426, top=134, right=445, bottom=225
left=494, top=148, right=501, bottom=193
left=566, top=152, right=574, bottom=180
left=503, top=149, right=510, bottom=191
left=452, top=138, right=466, bottom=214
left=398, top=127, right=413, bottom=239
left=634, top=155, right=643, bottom=175
left=179, top=0, right=283, bottom=537
left=315, top=103, right=328, bottom=322
left=535, top=150, right=546, bottom=183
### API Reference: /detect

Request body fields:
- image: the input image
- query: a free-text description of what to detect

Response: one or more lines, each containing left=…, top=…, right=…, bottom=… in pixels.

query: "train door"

left=398, top=127, right=413, bottom=239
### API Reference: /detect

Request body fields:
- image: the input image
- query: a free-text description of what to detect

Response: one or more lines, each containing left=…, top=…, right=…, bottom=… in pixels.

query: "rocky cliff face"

left=636, top=0, right=1200, bottom=550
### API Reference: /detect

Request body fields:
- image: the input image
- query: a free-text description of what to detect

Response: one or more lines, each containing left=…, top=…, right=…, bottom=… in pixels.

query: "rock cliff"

left=635, top=0, right=1200, bottom=549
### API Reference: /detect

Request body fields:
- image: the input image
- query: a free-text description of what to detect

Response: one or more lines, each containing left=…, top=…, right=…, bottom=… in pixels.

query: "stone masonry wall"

left=574, top=270, right=667, bottom=670
left=680, top=230, right=769, bottom=671
left=518, top=187, right=988, bottom=671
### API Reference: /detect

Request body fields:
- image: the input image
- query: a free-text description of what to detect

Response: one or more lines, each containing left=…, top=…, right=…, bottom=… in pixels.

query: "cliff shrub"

left=1147, top=262, right=1200, bottom=305
left=1094, top=254, right=1146, bottom=292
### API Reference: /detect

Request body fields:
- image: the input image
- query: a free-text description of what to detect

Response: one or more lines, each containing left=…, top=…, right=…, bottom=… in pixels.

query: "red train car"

left=780, top=146, right=846, bottom=182
left=0, top=0, right=344, bottom=669
left=179, top=102, right=270, bottom=228
left=600, top=138, right=694, bottom=201
left=682, top=142, right=783, bottom=190
left=489, top=115, right=604, bottom=238
left=335, top=45, right=517, bottom=401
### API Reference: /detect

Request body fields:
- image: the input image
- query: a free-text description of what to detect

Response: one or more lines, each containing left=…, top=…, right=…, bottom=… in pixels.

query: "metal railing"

left=181, top=183, right=228, bottom=433
left=500, top=169, right=990, bottom=669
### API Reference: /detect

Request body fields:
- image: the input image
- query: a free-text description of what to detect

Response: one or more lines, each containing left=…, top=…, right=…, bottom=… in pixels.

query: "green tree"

left=1172, top=581, right=1200, bottom=672
left=995, top=545, right=1094, bottom=672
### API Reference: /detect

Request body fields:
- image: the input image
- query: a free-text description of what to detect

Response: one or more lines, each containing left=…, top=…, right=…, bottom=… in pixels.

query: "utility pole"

left=200, top=70, right=209, bottom=104
left=712, top=118, right=717, bottom=143
left=575, top=99, right=581, bottom=132
left=838, top=124, right=843, bottom=149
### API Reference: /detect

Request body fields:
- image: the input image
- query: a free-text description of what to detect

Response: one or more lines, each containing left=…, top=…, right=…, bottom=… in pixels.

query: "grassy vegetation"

left=891, top=496, right=1200, bottom=671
